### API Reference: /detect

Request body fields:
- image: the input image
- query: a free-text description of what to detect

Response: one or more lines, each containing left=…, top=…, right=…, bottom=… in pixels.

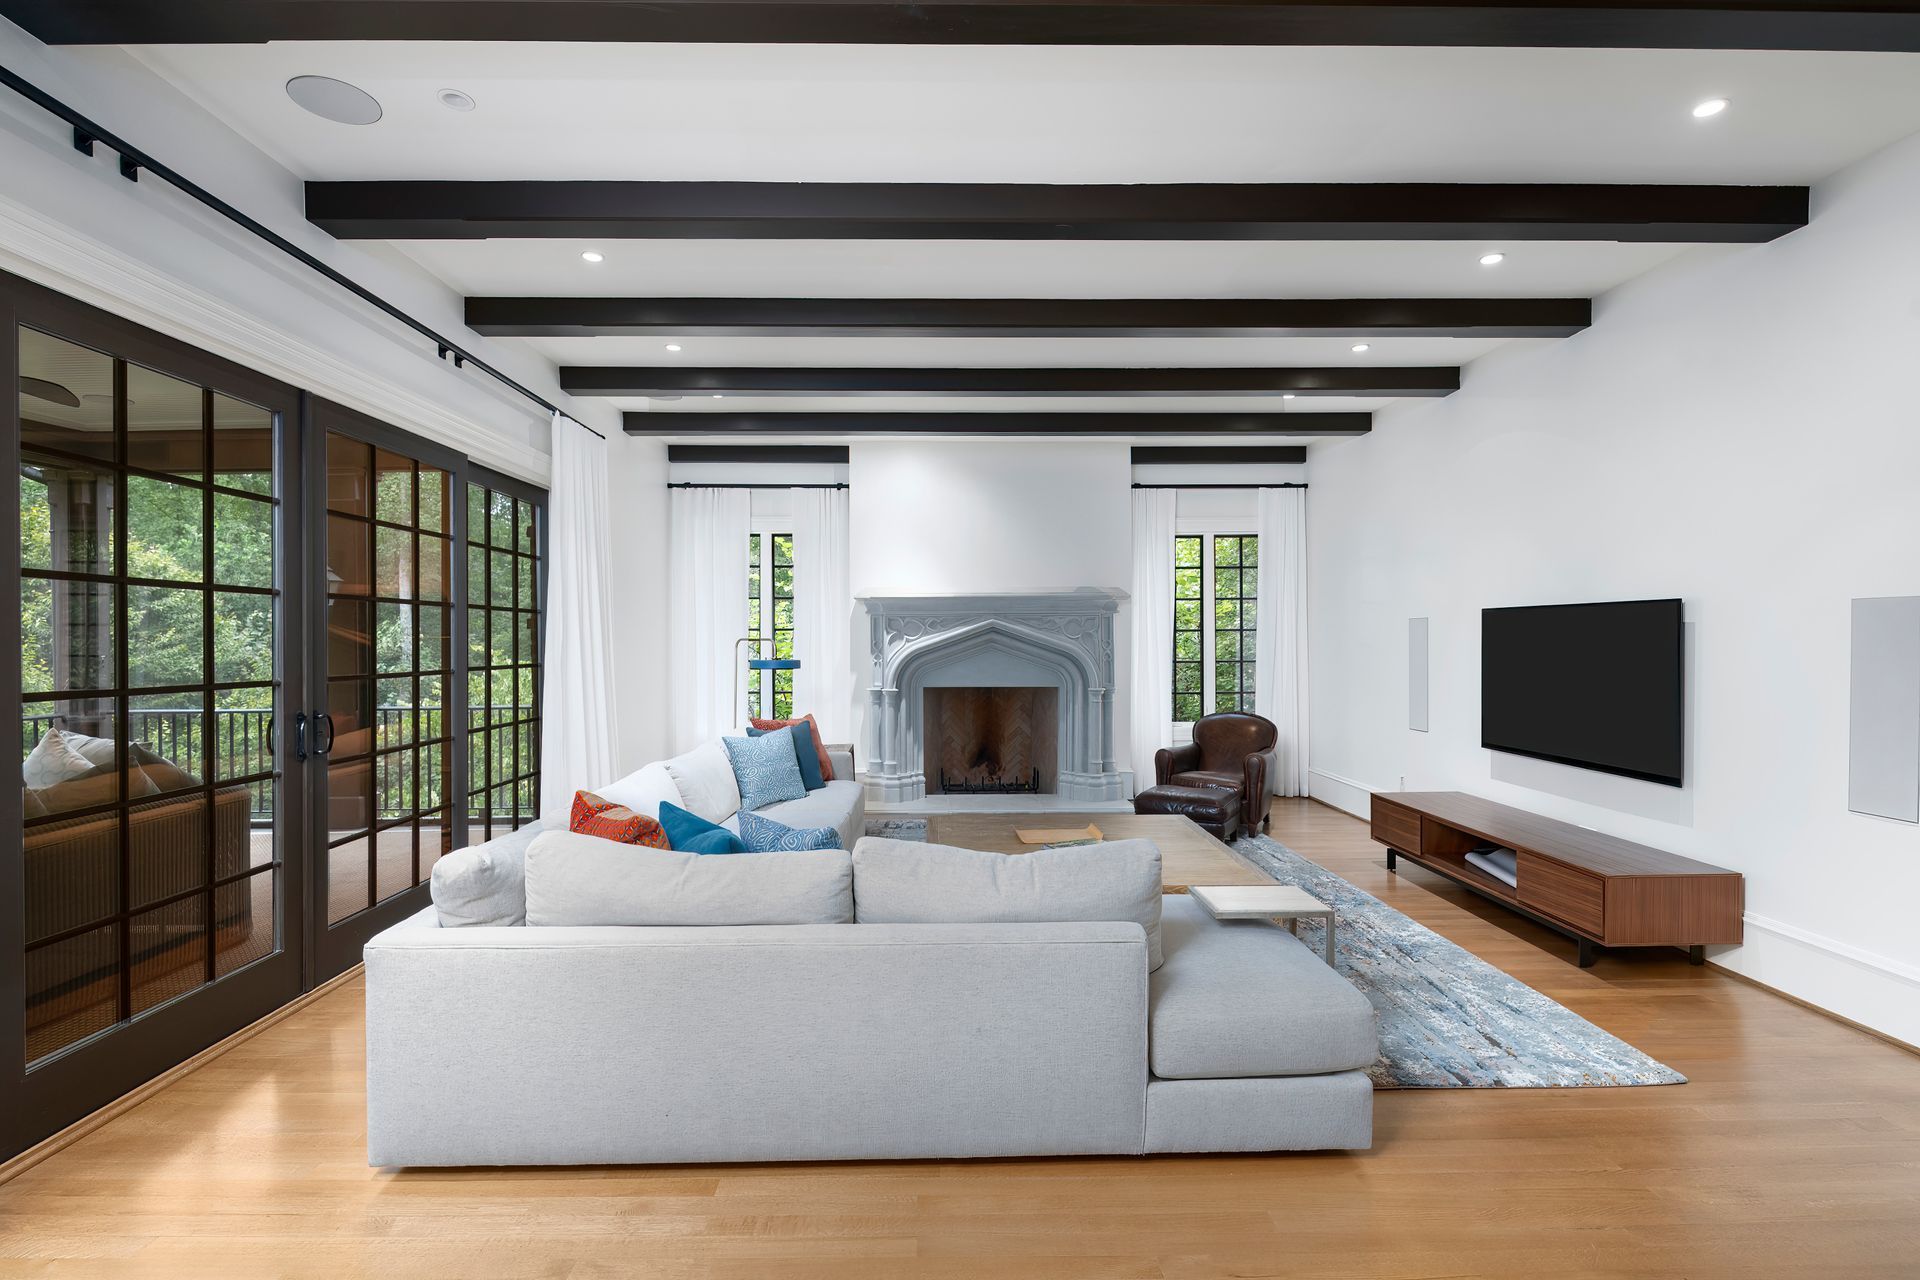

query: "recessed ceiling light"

left=1351, top=343, right=1371, bottom=353
left=437, top=88, right=477, bottom=112
left=285, top=75, right=383, bottom=126
left=1479, top=252, right=1506, bottom=266
left=665, top=343, right=682, bottom=352
left=1692, top=97, right=1729, bottom=119
left=580, top=251, right=604, bottom=263
left=712, top=394, right=724, bottom=399
left=1283, top=393, right=1296, bottom=400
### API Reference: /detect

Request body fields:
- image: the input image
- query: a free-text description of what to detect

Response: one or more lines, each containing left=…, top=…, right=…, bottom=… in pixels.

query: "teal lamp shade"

left=749, top=657, right=801, bottom=671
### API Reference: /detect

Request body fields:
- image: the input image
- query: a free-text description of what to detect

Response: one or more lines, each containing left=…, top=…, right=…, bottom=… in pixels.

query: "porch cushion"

left=1149, top=894, right=1376, bottom=1079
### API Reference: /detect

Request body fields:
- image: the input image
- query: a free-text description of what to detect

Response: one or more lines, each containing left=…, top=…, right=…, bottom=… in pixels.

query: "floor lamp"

left=733, top=636, right=801, bottom=725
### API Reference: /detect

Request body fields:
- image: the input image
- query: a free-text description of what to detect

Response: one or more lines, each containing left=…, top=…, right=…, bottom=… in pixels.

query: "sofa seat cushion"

left=524, top=830, right=852, bottom=926
left=852, top=835, right=1164, bottom=970
left=728, top=778, right=865, bottom=853
left=1149, top=894, right=1376, bottom=1079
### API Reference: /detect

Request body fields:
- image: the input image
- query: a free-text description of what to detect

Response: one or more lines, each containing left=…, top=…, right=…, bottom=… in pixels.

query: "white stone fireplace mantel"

left=859, top=590, right=1127, bottom=804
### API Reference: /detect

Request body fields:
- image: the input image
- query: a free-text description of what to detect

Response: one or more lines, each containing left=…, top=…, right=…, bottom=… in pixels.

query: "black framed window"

left=465, top=475, right=542, bottom=843
left=746, top=532, right=793, bottom=721
left=1171, top=533, right=1259, bottom=722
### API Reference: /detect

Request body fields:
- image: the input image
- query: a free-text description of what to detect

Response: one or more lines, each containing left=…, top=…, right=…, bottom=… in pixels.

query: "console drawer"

left=1518, top=852, right=1605, bottom=936
left=1371, top=797, right=1422, bottom=852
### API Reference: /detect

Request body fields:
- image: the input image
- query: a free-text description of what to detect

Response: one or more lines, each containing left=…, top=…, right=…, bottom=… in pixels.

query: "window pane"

left=418, top=468, right=447, bottom=533
left=212, top=491, right=272, bottom=589
left=128, top=586, right=205, bottom=689
left=326, top=434, right=370, bottom=517
left=213, top=591, right=274, bottom=685
left=128, top=475, right=204, bottom=584
left=374, top=450, right=413, bottom=525
left=23, top=577, right=115, bottom=696
left=19, top=328, right=115, bottom=463
left=327, top=515, right=370, bottom=596
left=375, top=527, right=414, bottom=598
left=21, top=451, right=115, bottom=574
left=25, top=926, right=120, bottom=1063
left=126, top=364, right=204, bottom=480
left=212, top=394, right=273, bottom=495
left=418, top=534, right=448, bottom=602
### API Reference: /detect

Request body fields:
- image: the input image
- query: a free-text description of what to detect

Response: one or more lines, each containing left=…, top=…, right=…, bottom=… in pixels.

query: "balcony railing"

left=23, top=706, right=530, bottom=823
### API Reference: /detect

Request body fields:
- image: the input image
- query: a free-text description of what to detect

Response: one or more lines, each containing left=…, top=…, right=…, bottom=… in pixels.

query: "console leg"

left=1386, top=848, right=1397, bottom=872
left=1688, top=945, right=1705, bottom=966
left=1577, top=938, right=1597, bottom=968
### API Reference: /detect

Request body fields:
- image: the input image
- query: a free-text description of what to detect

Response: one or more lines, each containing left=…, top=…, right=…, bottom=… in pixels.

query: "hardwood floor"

left=3, top=798, right=1918, bottom=1279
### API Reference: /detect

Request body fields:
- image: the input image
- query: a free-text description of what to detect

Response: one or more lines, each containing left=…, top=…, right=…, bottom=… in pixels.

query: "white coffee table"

left=1188, top=884, right=1337, bottom=967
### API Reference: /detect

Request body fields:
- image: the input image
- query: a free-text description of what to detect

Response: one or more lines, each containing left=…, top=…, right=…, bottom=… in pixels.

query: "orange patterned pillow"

left=569, top=790, right=670, bottom=848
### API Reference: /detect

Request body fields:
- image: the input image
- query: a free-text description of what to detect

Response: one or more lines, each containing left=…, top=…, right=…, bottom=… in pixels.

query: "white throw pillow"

left=851, top=836, right=1166, bottom=970
left=22, top=728, right=95, bottom=790
left=661, top=741, right=743, bottom=823
left=523, top=830, right=852, bottom=926
left=593, top=761, right=683, bottom=819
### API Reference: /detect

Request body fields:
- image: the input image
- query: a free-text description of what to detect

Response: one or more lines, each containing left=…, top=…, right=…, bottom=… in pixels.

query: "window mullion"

left=1201, top=539, right=1218, bottom=714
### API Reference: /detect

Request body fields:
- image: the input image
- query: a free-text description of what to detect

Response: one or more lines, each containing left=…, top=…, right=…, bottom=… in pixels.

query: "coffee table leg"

left=1288, top=918, right=1299, bottom=936
left=1323, top=913, right=1336, bottom=967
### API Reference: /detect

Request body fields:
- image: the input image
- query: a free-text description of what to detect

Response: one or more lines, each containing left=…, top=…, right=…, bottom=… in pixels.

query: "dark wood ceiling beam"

left=624, top=412, right=1370, bottom=436
left=467, top=296, right=1591, bottom=339
left=568, top=366, right=1455, bottom=397
left=309, top=182, right=1808, bottom=244
left=13, top=1, right=1920, bottom=52
left=1133, top=446, right=1306, bottom=465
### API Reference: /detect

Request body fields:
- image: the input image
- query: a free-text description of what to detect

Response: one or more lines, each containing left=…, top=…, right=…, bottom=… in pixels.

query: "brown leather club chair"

left=1154, top=712, right=1281, bottom=835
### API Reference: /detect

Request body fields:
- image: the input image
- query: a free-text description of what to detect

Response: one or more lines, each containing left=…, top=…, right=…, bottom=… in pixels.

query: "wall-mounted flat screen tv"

left=1482, top=598, right=1684, bottom=787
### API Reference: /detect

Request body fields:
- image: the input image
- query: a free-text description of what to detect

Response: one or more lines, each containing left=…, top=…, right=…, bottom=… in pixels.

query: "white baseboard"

left=1307, top=768, right=1374, bottom=819
left=1719, top=915, right=1920, bottom=1049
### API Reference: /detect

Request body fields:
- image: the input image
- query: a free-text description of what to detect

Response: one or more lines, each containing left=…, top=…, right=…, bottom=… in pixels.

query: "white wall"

left=848, top=440, right=1135, bottom=774
left=1307, top=129, right=1920, bottom=1046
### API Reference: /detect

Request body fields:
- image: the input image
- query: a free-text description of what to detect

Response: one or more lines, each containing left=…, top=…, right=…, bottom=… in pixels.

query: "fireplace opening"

left=923, top=687, right=1059, bottom=796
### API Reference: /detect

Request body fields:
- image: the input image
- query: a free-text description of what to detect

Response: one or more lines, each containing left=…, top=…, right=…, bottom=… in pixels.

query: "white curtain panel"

left=1253, top=486, right=1309, bottom=796
left=792, top=487, right=854, bottom=744
left=538, top=414, right=620, bottom=822
left=1128, top=487, right=1177, bottom=793
left=668, top=486, right=752, bottom=752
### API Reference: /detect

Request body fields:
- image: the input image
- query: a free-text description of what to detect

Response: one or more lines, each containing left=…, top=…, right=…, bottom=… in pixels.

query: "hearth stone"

left=860, top=591, right=1126, bottom=805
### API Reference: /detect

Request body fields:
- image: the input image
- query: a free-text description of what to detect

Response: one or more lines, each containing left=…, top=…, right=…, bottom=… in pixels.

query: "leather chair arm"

left=1154, top=742, right=1201, bottom=786
left=1242, top=749, right=1278, bottom=831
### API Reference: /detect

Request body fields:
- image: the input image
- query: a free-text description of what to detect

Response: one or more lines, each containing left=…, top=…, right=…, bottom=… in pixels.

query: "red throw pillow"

left=569, top=790, right=670, bottom=848
left=749, top=712, right=835, bottom=781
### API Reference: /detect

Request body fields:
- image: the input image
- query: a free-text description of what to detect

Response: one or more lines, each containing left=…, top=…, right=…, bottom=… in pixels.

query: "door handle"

left=318, top=712, right=336, bottom=757
left=291, top=711, right=308, bottom=762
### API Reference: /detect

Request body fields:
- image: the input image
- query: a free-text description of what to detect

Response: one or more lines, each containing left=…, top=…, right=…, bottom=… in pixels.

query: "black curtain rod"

left=1133, top=482, right=1308, bottom=490
left=0, top=63, right=605, bottom=441
left=669, top=482, right=849, bottom=490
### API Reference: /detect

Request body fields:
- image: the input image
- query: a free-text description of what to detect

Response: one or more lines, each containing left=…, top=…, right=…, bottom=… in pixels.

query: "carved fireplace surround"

left=860, top=591, right=1126, bottom=804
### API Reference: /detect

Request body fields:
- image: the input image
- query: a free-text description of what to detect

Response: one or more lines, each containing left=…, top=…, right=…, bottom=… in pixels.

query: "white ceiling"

left=128, top=43, right=1920, bottom=185
left=105, top=40, right=1920, bottom=445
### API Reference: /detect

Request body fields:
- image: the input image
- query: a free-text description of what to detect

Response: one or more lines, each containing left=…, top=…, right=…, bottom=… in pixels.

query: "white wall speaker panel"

left=1849, top=596, right=1920, bottom=823
left=1409, top=617, right=1429, bottom=733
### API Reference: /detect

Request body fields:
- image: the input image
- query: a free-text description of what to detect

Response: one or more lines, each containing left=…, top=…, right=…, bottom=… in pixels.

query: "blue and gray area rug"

left=862, top=818, right=1684, bottom=1089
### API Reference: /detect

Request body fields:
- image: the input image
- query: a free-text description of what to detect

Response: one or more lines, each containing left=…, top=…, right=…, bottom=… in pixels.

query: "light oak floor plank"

left=2, top=799, right=1917, bottom=1279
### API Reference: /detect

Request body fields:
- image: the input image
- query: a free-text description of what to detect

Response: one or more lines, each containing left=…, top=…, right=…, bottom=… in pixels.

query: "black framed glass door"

left=305, top=401, right=466, bottom=981
left=4, top=274, right=307, bottom=1157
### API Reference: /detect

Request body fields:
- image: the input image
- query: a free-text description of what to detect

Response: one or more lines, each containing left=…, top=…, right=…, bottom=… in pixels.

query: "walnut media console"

left=1370, top=791, right=1743, bottom=967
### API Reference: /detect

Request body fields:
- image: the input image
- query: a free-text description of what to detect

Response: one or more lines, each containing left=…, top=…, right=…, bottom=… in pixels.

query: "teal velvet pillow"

left=723, top=725, right=808, bottom=810
left=746, top=719, right=826, bottom=791
left=657, top=801, right=745, bottom=855
left=737, top=809, right=842, bottom=852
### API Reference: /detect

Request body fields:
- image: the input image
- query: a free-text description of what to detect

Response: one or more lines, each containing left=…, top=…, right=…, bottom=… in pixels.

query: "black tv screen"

left=1482, top=599, right=1684, bottom=787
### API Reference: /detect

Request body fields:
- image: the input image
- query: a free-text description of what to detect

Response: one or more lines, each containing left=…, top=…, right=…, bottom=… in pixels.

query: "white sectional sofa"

left=367, top=818, right=1379, bottom=1166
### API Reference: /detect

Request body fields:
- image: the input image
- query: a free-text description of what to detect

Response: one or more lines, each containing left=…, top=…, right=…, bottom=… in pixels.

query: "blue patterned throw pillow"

left=722, top=725, right=808, bottom=811
left=658, top=801, right=745, bottom=855
left=738, top=809, right=842, bottom=852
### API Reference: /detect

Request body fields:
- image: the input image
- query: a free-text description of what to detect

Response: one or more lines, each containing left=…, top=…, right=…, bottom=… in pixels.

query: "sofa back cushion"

left=851, top=836, right=1165, bottom=970
left=592, top=761, right=682, bottom=819
left=524, top=830, right=852, bottom=926
left=661, top=741, right=743, bottom=823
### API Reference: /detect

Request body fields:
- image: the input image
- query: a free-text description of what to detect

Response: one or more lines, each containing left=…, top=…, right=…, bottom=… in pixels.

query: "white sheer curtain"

left=1129, top=487, right=1177, bottom=793
left=792, top=487, right=853, bottom=745
left=538, top=413, right=619, bottom=821
left=669, top=486, right=752, bottom=752
left=1253, top=486, right=1309, bottom=796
